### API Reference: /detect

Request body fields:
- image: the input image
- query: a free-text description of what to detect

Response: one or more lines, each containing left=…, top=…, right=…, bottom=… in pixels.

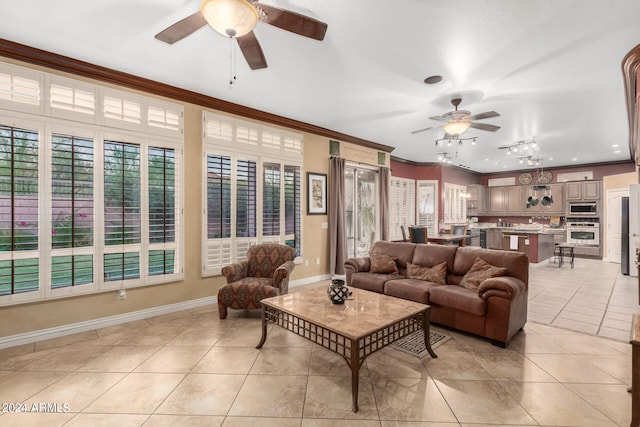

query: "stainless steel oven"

left=568, top=201, right=598, bottom=216
left=566, top=218, right=600, bottom=246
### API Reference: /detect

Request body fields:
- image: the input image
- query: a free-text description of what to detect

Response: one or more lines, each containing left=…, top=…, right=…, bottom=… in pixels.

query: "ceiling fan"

left=154, top=0, right=328, bottom=70
left=411, top=97, right=501, bottom=135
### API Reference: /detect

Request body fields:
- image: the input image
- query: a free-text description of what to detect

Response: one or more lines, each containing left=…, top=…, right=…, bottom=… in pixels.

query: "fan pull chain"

left=229, top=36, right=237, bottom=85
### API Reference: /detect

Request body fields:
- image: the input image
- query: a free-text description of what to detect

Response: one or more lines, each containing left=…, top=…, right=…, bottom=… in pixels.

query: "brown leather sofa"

left=344, top=241, right=529, bottom=347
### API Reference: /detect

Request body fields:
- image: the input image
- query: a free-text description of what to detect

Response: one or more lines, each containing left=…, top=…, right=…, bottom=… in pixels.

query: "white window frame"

left=443, top=182, right=467, bottom=224
left=0, top=62, right=184, bottom=307
left=389, top=176, right=416, bottom=241
left=202, top=112, right=303, bottom=276
left=416, top=180, right=438, bottom=236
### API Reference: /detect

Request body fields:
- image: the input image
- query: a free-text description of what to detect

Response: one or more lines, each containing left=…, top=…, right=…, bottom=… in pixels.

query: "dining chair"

left=409, top=226, right=428, bottom=244
left=450, top=224, right=468, bottom=246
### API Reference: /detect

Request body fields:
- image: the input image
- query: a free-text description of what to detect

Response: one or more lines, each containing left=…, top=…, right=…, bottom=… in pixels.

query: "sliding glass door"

left=345, top=165, right=379, bottom=257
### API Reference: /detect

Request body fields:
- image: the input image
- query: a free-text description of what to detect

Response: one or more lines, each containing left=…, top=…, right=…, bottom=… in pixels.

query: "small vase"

left=327, top=279, right=350, bottom=304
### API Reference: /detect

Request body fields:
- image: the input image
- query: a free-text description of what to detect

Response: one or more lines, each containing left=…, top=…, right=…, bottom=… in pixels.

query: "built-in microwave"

left=568, top=201, right=597, bottom=216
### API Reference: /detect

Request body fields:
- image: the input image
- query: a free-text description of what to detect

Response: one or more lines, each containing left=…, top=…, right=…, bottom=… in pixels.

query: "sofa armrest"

left=221, top=261, right=249, bottom=283
left=344, top=257, right=371, bottom=285
left=477, top=276, right=526, bottom=301
left=344, top=257, right=371, bottom=273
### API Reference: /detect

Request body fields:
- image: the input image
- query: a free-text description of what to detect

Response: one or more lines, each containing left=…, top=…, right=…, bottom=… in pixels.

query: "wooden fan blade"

left=155, top=12, right=207, bottom=44
left=256, top=3, right=328, bottom=40
left=469, top=122, right=501, bottom=132
left=237, top=31, right=268, bottom=70
left=411, top=125, right=439, bottom=134
left=428, top=116, right=448, bottom=122
left=469, top=111, right=500, bottom=121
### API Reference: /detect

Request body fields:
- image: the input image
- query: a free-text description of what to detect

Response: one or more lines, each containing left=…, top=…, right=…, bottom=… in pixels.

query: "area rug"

left=390, top=330, right=451, bottom=358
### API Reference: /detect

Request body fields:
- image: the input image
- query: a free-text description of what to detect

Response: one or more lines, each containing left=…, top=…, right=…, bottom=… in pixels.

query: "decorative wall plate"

left=518, top=173, right=532, bottom=185
left=537, top=171, right=552, bottom=184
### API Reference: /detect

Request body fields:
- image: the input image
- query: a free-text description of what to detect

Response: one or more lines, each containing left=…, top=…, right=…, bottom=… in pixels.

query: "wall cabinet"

left=565, top=180, right=600, bottom=201
left=521, top=183, right=565, bottom=215
left=466, top=184, right=487, bottom=216
left=489, top=185, right=522, bottom=215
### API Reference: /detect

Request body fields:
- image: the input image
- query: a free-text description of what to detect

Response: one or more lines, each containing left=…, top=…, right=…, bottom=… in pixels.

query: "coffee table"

left=256, top=286, right=437, bottom=412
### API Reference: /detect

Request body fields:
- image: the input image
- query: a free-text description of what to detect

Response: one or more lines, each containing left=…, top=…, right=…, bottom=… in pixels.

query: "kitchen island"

left=501, top=230, right=555, bottom=263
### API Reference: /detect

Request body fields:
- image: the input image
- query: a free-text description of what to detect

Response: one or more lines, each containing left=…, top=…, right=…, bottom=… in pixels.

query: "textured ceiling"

left=1, top=0, right=640, bottom=172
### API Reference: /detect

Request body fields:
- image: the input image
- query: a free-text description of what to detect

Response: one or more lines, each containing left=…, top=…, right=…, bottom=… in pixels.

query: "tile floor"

left=0, top=258, right=637, bottom=426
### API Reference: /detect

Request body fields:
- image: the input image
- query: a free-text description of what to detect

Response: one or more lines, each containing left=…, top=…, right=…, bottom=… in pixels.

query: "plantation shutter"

left=103, top=141, right=141, bottom=282
left=0, top=125, right=40, bottom=295
left=50, top=133, right=95, bottom=289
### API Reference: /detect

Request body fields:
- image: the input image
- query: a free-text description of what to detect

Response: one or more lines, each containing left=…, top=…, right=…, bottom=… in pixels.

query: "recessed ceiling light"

left=548, top=157, right=554, bottom=161
left=614, top=150, right=621, bottom=154
left=613, top=144, right=619, bottom=148
left=424, top=75, right=443, bottom=85
left=572, top=158, right=578, bottom=161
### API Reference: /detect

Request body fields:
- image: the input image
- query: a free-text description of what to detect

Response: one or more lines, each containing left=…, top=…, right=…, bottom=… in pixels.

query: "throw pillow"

left=369, top=253, right=399, bottom=274
left=406, top=261, right=447, bottom=285
left=460, top=257, right=508, bottom=292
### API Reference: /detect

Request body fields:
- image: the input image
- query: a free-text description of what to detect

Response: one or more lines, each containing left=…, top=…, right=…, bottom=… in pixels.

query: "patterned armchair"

left=217, top=243, right=297, bottom=319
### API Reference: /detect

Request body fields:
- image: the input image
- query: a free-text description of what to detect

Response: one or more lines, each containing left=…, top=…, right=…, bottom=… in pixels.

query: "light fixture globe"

left=200, top=0, right=259, bottom=38
left=443, top=120, right=470, bottom=135
left=442, top=109, right=471, bottom=135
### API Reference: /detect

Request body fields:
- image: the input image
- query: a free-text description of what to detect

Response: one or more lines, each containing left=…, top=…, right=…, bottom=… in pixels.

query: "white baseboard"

left=0, top=274, right=333, bottom=350
left=289, top=274, right=332, bottom=288
left=0, top=296, right=217, bottom=350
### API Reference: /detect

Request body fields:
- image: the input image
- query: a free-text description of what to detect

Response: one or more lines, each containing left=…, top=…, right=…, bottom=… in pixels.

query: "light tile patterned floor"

left=528, top=257, right=638, bottom=341
left=0, top=258, right=637, bottom=426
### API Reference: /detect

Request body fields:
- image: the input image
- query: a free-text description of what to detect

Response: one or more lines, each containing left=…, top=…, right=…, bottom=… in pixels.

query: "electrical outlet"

left=315, top=257, right=320, bottom=265
left=304, top=259, right=309, bottom=267
left=118, top=289, right=126, bottom=300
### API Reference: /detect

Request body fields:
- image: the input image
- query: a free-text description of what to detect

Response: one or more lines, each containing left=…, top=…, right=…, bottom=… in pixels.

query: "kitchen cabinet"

left=466, top=184, right=487, bottom=216
left=489, top=185, right=521, bottom=215
left=487, top=228, right=502, bottom=249
left=566, top=180, right=601, bottom=201
left=521, top=183, right=564, bottom=215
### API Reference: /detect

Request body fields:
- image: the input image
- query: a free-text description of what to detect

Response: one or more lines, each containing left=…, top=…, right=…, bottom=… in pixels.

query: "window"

left=444, top=182, right=467, bottom=223
left=389, top=177, right=415, bottom=241
left=262, top=163, right=281, bottom=238
left=0, top=61, right=183, bottom=305
left=202, top=112, right=302, bottom=276
left=148, top=147, right=177, bottom=276
left=50, top=133, right=94, bottom=289
left=416, top=180, right=438, bottom=236
left=0, top=125, right=40, bottom=296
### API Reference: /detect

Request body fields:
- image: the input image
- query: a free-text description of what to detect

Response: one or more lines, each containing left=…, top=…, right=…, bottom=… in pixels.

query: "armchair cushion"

left=460, top=257, right=508, bottom=292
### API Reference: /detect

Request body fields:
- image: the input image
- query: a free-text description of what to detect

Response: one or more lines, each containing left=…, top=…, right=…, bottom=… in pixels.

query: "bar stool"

left=556, top=243, right=575, bottom=268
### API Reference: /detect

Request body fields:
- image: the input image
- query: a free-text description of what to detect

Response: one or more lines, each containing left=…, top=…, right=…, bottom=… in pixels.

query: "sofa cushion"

left=451, top=247, right=529, bottom=285
left=370, top=241, right=416, bottom=277
left=460, top=257, right=508, bottom=292
left=412, top=244, right=458, bottom=275
left=350, top=271, right=402, bottom=293
left=384, top=278, right=441, bottom=304
left=406, top=261, right=447, bottom=285
left=370, top=253, right=399, bottom=274
left=429, top=285, right=487, bottom=316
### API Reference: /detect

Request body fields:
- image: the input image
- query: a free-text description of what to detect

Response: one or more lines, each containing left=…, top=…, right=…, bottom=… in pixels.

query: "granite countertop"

left=471, top=225, right=565, bottom=234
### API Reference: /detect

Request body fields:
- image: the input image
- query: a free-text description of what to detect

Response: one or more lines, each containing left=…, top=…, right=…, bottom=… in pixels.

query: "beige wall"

left=0, top=64, right=386, bottom=338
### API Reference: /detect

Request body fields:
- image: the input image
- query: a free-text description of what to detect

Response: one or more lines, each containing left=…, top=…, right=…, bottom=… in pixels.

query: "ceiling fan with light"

left=154, top=0, right=328, bottom=70
left=411, top=97, right=501, bottom=135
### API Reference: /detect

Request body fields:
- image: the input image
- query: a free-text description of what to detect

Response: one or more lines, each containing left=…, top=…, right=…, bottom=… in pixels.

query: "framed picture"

left=307, top=172, right=327, bottom=215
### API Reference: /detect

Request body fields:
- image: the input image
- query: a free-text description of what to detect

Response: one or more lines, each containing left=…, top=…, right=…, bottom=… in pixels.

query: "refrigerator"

left=622, top=196, right=630, bottom=275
